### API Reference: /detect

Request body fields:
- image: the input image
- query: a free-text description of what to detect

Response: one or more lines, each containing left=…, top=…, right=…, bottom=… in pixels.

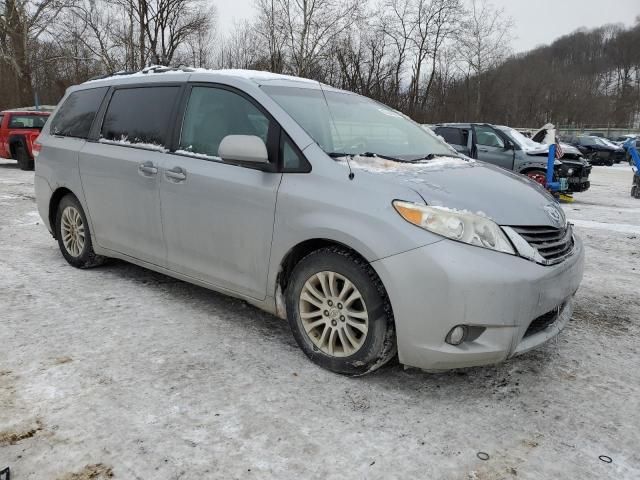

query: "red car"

left=0, top=110, right=50, bottom=170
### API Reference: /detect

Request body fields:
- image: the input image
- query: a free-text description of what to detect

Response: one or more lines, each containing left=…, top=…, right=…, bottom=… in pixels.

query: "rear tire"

left=16, top=144, right=34, bottom=171
left=55, top=195, right=105, bottom=268
left=285, top=247, right=396, bottom=376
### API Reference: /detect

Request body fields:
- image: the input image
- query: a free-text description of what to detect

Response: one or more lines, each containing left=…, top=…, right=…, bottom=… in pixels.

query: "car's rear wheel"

left=525, top=169, right=547, bottom=186
left=15, top=144, right=34, bottom=171
left=55, top=195, right=105, bottom=268
left=285, top=247, right=396, bottom=375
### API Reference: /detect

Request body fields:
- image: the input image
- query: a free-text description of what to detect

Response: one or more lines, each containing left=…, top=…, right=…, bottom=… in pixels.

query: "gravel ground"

left=1, top=160, right=639, bottom=480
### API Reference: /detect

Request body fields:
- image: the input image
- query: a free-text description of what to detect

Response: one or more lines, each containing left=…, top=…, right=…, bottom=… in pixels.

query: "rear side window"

left=436, top=127, right=467, bottom=146
left=9, top=115, right=47, bottom=129
left=101, top=86, right=180, bottom=148
left=179, top=86, right=270, bottom=158
left=50, top=87, right=108, bottom=138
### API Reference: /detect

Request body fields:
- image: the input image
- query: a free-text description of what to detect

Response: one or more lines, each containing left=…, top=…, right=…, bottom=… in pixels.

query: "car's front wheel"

left=55, top=195, right=105, bottom=268
left=285, top=247, right=396, bottom=375
left=525, top=169, right=547, bottom=186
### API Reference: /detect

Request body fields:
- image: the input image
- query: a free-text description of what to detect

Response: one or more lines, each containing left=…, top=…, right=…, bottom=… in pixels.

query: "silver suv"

left=34, top=68, right=584, bottom=375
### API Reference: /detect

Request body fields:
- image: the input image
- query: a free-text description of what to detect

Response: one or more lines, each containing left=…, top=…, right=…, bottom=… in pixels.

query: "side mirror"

left=219, top=135, right=269, bottom=165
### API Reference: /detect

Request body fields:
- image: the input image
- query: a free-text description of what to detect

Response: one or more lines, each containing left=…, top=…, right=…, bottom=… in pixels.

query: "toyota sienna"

left=34, top=67, right=585, bottom=375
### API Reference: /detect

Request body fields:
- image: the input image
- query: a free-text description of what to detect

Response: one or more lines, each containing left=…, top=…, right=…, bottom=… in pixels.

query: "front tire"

left=55, top=195, right=105, bottom=268
left=16, top=144, right=34, bottom=171
left=285, top=247, right=396, bottom=375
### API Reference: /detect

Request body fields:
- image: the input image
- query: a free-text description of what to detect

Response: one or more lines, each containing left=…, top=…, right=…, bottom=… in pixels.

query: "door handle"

left=138, top=161, right=158, bottom=175
left=165, top=166, right=187, bottom=182
left=478, top=148, right=489, bottom=152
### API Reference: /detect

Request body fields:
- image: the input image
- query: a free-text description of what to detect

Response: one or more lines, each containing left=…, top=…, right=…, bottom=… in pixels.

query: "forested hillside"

left=431, top=22, right=640, bottom=127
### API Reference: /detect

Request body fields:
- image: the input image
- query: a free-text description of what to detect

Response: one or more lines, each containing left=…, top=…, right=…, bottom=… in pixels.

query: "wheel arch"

left=275, top=238, right=394, bottom=321
left=518, top=164, right=547, bottom=175
left=49, top=187, right=76, bottom=239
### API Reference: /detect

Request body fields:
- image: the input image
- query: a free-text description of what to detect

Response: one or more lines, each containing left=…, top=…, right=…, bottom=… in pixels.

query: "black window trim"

left=170, top=82, right=311, bottom=174
left=279, top=129, right=312, bottom=173
left=49, top=85, right=110, bottom=140
left=89, top=82, right=186, bottom=151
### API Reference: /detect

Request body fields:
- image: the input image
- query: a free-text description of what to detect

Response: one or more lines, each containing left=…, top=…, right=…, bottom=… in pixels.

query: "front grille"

left=511, top=224, right=574, bottom=263
left=524, top=305, right=561, bottom=337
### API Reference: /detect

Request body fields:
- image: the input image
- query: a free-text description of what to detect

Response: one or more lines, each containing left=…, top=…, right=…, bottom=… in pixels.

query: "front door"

left=79, top=85, right=181, bottom=266
left=473, top=125, right=514, bottom=170
left=158, top=85, right=282, bottom=299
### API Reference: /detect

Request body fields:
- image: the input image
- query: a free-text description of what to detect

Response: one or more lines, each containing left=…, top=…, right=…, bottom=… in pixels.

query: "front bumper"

left=372, top=235, right=584, bottom=370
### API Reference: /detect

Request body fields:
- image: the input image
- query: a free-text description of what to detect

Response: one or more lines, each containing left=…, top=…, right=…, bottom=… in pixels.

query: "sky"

left=213, top=0, right=640, bottom=54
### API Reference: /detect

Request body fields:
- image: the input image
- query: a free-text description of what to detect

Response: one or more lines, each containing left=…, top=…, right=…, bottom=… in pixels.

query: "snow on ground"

left=0, top=160, right=639, bottom=479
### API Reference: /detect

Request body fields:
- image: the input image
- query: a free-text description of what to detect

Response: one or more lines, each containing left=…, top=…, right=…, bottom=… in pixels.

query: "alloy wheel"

left=61, top=206, right=85, bottom=257
left=299, top=271, right=369, bottom=357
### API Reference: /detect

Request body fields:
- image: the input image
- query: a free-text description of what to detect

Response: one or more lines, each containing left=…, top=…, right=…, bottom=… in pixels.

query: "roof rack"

left=87, top=65, right=195, bottom=82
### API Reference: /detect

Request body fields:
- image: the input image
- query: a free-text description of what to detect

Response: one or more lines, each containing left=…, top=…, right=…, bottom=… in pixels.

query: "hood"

left=531, top=123, right=556, bottom=144
left=342, top=156, right=564, bottom=227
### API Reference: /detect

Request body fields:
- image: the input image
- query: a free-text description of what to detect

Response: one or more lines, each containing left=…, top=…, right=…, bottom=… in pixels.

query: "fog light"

left=445, top=325, right=468, bottom=345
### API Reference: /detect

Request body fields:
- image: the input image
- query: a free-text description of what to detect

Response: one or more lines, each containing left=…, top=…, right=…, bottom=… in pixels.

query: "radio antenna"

left=318, top=81, right=354, bottom=180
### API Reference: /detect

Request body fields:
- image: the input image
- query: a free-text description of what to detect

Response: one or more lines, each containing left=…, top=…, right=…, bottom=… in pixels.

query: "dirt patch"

left=53, top=356, right=73, bottom=365
left=572, top=297, right=637, bottom=336
left=0, top=419, right=44, bottom=446
left=57, top=464, right=113, bottom=480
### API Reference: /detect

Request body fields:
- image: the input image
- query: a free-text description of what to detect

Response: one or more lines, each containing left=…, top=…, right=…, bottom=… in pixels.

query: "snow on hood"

left=337, top=155, right=474, bottom=173
left=339, top=156, right=559, bottom=226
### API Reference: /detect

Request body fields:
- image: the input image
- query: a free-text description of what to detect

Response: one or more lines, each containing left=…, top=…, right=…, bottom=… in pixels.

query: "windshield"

left=9, top=114, right=47, bottom=129
left=499, top=126, right=543, bottom=150
left=261, top=86, right=455, bottom=160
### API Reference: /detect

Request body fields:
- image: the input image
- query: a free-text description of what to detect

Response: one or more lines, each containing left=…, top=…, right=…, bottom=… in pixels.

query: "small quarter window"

left=50, top=87, right=108, bottom=138
left=280, top=133, right=310, bottom=172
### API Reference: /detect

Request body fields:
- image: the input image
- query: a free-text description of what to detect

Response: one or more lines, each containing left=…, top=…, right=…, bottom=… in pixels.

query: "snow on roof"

left=84, top=65, right=319, bottom=86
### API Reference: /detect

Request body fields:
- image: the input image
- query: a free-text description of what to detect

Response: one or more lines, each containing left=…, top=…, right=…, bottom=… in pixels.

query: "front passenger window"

left=179, top=87, right=270, bottom=159
left=475, top=126, right=504, bottom=148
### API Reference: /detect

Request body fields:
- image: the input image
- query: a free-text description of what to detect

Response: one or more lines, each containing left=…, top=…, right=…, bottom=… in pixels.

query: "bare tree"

left=273, top=0, right=362, bottom=77
left=457, top=0, right=512, bottom=117
left=0, top=0, right=71, bottom=105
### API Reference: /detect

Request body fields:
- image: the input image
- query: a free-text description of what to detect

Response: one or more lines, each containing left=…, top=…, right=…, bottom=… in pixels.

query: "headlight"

left=393, top=201, right=515, bottom=254
left=567, top=168, right=574, bottom=175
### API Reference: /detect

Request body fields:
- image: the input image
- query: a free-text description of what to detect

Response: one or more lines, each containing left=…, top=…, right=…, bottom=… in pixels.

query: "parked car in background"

left=611, top=134, right=638, bottom=146
left=433, top=123, right=591, bottom=192
left=530, top=124, right=592, bottom=193
left=597, top=137, right=626, bottom=163
left=34, top=68, right=584, bottom=375
left=564, top=135, right=625, bottom=165
left=0, top=110, right=50, bottom=170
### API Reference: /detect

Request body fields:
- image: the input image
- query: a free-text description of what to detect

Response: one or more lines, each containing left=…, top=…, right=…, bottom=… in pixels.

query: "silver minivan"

left=34, top=68, right=585, bottom=375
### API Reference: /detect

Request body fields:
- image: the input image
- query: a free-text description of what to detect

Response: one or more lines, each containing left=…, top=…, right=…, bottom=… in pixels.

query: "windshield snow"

left=262, top=85, right=455, bottom=160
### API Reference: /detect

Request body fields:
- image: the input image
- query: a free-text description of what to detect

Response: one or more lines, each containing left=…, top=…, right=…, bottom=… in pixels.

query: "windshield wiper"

left=327, top=151, right=414, bottom=163
left=416, top=153, right=462, bottom=161
left=328, top=151, right=461, bottom=163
